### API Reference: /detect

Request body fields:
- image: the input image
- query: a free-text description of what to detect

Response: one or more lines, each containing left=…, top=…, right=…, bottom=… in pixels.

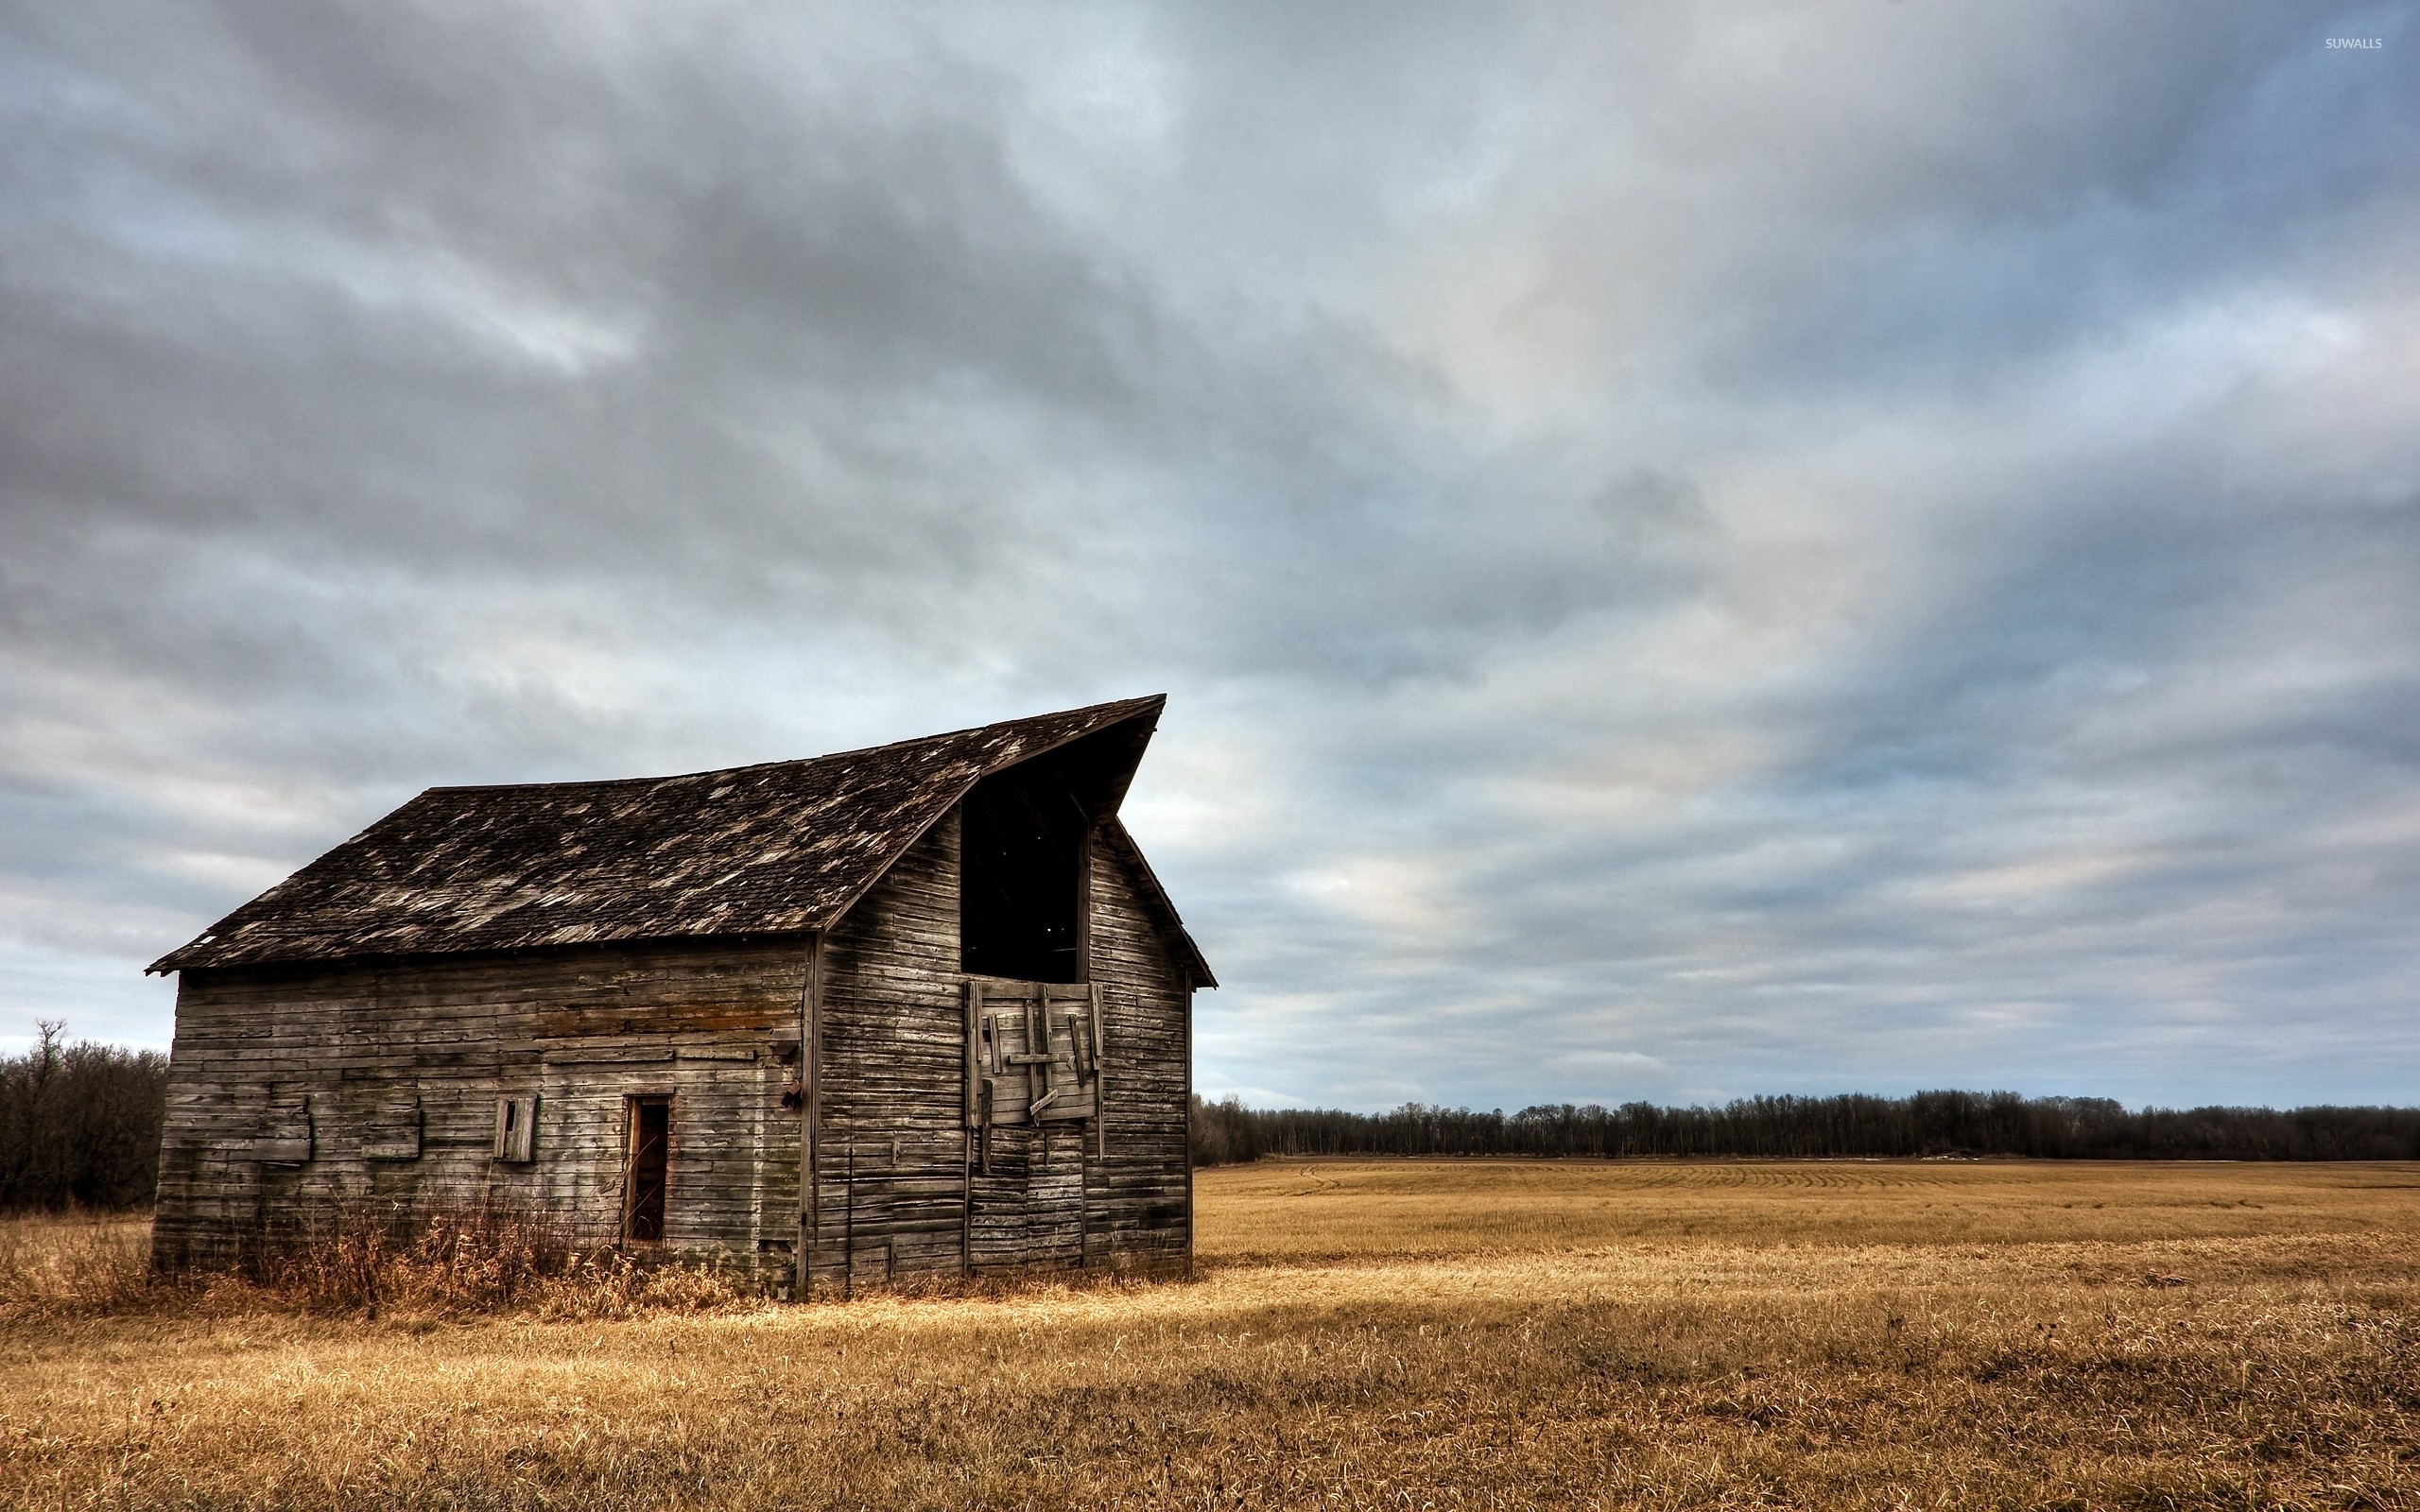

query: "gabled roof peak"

left=151, top=696, right=1191, bottom=974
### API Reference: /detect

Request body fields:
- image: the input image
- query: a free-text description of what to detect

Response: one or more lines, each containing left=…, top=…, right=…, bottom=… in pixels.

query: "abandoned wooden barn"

left=147, top=696, right=1213, bottom=1295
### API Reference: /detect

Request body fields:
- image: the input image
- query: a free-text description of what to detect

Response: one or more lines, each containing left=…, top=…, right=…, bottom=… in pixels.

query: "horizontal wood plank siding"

left=154, top=800, right=1197, bottom=1290
left=1085, top=832, right=1194, bottom=1273
left=807, top=812, right=966, bottom=1292
left=153, top=939, right=807, bottom=1275
left=805, top=803, right=1194, bottom=1285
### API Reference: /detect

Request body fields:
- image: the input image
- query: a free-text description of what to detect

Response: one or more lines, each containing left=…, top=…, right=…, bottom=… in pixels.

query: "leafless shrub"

left=0, top=1022, right=168, bottom=1211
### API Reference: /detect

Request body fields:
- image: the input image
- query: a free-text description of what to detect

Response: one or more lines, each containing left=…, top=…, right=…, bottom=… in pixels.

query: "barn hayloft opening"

left=959, top=717, right=1153, bottom=984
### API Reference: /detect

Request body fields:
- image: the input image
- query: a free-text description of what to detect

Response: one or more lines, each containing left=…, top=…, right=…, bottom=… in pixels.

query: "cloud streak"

left=4, top=0, right=2415, bottom=1110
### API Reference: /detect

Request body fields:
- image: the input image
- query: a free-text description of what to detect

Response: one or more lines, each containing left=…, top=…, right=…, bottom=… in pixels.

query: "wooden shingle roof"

left=150, top=696, right=1209, bottom=981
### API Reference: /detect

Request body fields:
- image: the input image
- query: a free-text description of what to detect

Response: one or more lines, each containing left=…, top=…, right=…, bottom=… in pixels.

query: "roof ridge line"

left=418, top=694, right=1167, bottom=796
left=146, top=694, right=1180, bottom=974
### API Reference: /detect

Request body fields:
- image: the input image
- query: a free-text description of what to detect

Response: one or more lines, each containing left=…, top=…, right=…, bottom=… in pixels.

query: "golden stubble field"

left=6, top=1160, right=2419, bottom=1510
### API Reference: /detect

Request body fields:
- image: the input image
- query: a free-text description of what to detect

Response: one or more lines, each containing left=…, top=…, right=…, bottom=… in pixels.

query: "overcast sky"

left=4, top=2, right=2415, bottom=1110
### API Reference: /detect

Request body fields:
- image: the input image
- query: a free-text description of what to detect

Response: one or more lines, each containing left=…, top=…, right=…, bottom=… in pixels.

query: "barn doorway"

left=965, top=982, right=1099, bottom=1272
left=625, top=1096, right=670, bottom=1244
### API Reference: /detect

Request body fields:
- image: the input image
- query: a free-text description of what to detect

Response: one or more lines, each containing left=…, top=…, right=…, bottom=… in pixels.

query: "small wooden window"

left=493, top=1095, right=538, bottom=1162
left=625, top=1097, right=671, bottom=1244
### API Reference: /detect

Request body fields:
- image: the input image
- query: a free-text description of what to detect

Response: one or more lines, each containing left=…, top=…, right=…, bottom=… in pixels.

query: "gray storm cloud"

left=3, top=0, right=2415, bottom=1109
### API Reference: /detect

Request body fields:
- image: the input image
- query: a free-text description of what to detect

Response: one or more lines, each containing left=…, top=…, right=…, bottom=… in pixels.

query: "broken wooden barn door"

left=964, top=980, right=1104, bottom=1270
left=968, top=982, right=1102, bottom=1134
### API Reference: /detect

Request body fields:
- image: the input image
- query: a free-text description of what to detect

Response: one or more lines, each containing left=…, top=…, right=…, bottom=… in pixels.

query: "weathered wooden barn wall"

left=803, top=808, right=1195, bottom=1292
left=153, top=809, right=1196, bottom=1285
left=1081, top=830, right=1195, bottom=1272
left=152, top=939, right=806, bottom=1272
left=806, top=810, right=964, bottom=1289
left=147, top=697, right=1208, bottom=1292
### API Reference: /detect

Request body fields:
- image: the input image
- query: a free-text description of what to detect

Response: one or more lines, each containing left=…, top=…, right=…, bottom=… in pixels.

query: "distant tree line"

left=1190, top=1091, right=2420, bottom=1167
left=11, top=1017, right=2417, bottom=1210
left=0, top=1022, right=169, bottom=1211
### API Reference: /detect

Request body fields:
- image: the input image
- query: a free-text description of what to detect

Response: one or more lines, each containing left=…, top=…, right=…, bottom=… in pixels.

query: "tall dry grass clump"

left=0, top=1201, right=757, bottom=1324
left=243, top=1201, right=760, bottom=1319
left=0, top=1209, right=153, bottom=1317
left=242, top=1200, right=558, bottom=1314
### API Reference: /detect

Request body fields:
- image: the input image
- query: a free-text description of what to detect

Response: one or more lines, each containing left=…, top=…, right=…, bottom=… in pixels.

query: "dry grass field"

left=6, top=1160, right=2418, bottom=1510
